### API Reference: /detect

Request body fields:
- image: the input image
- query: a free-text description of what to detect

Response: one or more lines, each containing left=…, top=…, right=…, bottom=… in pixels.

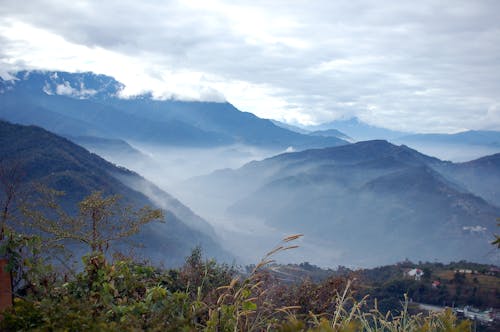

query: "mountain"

left=308, top=129, right=353, bottom=142
left=181, top=141, right=499, bottom=267
left=0, top=72, right=229, bottom=146
left=0, top=71, right=348, bottom=150
left=304, top=117, right=409, bottom=141
left=0, top=120, right=230, bottom=266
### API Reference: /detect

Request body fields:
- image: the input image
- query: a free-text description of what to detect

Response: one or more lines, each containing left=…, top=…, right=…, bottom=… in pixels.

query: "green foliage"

left=0, top=229, right=57, bottom=295
left=180, top=246, right=236, bottom=300
left=22, top=189, right=163, bottom=255
left=0, top=240, right=479, bottom=331
left=1, top=252, right=198, bottom=331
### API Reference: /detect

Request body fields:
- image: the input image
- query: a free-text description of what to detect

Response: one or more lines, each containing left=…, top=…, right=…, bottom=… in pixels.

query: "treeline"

left=356, top=262, right=499, bottom=310
left=262, top=260, right=499, bottom=312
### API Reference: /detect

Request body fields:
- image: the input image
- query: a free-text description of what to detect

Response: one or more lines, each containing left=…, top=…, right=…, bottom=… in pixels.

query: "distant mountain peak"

left=308, top=128, right=354, bottom=142
left=303, top=117, right=409, bottom=141
left=338, top=116, right=362, bottom=124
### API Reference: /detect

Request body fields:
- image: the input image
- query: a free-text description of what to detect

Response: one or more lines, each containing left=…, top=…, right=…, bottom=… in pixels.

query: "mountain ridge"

left=0, top=70, right=348, bottom=150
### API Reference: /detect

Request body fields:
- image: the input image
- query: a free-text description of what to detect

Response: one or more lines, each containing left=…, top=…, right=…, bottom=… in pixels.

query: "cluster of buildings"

left=454, top=306, right=496, bottom=324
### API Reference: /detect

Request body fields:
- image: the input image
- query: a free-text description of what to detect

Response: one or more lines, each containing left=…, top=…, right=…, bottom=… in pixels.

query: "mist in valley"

left=84, top=141, right=309, bottom=265
left=96, top=142, right=277, bottom=185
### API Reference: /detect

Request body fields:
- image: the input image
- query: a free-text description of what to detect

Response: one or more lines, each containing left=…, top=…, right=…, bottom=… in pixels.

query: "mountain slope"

left=0, top=71, right=347, bottom=150
left=0, top=82, right=229, bottom=146
left=436, top=153, right=500, bottom=207
left=0, top=120, right=229, bottom=266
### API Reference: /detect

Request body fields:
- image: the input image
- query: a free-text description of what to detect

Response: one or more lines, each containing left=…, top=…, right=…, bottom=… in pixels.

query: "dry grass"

left=205, top=235, right=472, bottom=332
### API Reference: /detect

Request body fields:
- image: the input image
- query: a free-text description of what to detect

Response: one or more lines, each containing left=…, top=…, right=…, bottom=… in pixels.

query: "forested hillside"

left=0, top=120, right=229, bottom=265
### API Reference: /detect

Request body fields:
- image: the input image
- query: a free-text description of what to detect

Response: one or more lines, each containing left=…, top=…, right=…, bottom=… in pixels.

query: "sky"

left=1, top=0, right=499, bottom=133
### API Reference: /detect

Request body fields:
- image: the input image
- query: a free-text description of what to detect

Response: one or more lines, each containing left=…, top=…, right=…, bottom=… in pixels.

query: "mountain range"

left=180, top=141, right=500, bottom=267
left=1, top=69, right=499, bottom=268
left=299, top=117, right=500, bottom=162
left=276, top=117, right=500, bottom=162
left=0, top=71, right=347, bottom=150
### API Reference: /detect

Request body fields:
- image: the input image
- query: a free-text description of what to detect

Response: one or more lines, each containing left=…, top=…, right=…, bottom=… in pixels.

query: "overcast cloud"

left=1, top=0, right=499, bottom=132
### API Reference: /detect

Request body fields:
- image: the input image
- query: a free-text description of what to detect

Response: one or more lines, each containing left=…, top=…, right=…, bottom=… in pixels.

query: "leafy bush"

left=0, top=239, right=475, bottom=331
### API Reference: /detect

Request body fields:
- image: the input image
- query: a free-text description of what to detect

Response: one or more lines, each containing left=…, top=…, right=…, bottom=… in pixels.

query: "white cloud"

left=53, top=81, right=96, bottom=98
left=0, top=0, right=499, bottom=132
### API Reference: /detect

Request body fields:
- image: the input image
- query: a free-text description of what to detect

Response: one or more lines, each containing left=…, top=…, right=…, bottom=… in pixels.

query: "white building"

left=406, top=268, right=424, bottom=280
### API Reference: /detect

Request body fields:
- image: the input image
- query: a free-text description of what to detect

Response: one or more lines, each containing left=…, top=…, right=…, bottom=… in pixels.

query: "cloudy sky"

left=1, top=0, right=499, bottom=132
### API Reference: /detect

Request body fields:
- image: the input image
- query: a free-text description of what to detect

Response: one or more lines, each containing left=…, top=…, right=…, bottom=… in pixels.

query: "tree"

left=23, top=189, right=163, bottom=255
left=422, top=267, right=432, bottom=281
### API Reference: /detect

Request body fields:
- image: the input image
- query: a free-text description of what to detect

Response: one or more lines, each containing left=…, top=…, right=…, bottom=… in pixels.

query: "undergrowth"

left=0, top=233, right=472, bottom=331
